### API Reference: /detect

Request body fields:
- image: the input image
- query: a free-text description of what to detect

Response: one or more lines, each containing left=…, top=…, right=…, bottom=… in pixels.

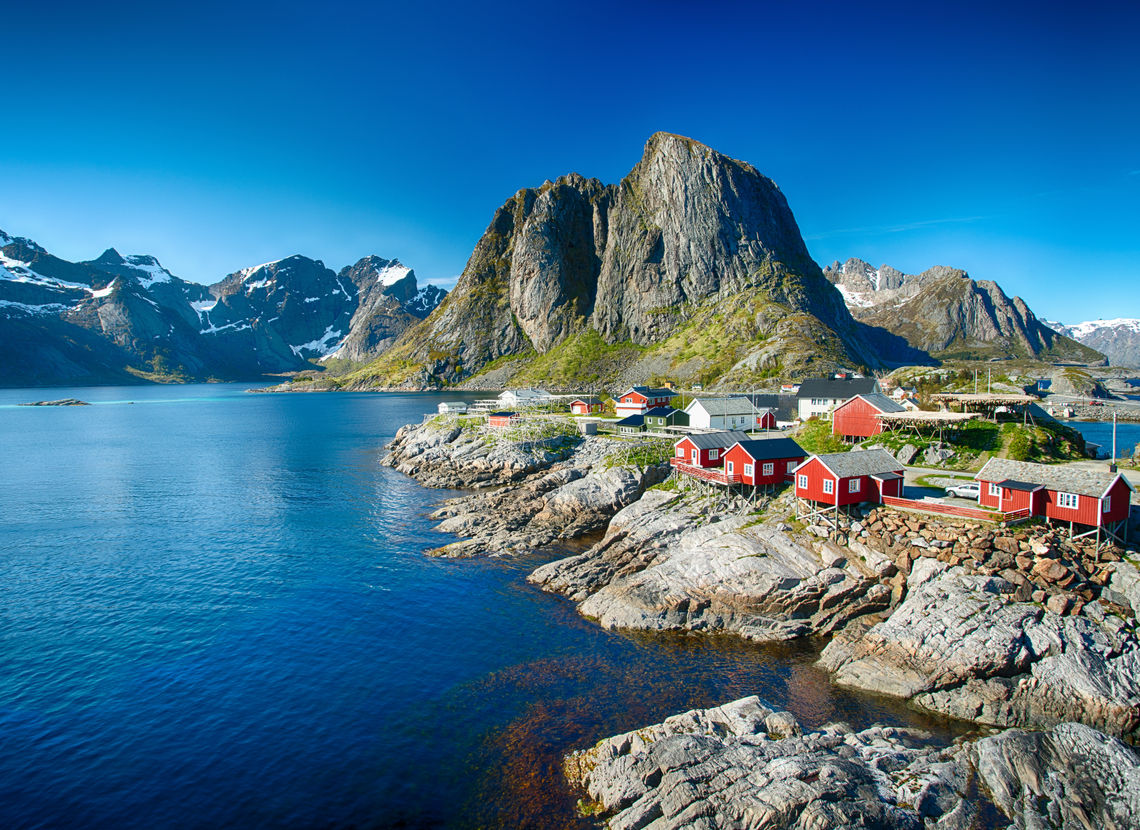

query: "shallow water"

left=0, top=384, right=969, bottom=828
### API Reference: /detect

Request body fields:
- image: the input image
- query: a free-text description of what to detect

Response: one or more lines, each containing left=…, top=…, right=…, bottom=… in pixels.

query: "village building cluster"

left=430, top=374, right=1131, bottom=548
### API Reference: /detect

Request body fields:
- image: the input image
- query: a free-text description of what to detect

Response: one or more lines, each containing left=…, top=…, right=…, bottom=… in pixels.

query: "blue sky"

left=2, top=0, right=1137, bottom=323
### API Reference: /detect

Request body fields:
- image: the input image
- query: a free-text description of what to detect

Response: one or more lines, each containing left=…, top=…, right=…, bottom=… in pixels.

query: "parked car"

left=945, top=482, right=980, bottom=500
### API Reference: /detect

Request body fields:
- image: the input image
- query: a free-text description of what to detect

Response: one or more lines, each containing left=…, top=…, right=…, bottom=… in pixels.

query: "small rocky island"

left=383, top=416, right=1140, bottom=828
left=19, top=398, right=90, bottom=406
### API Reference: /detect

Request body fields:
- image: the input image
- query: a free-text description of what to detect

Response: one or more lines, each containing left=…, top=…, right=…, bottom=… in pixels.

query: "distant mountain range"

left=3, top=134, right=1117, bottom=390
left=0, top=229, right=445, bottom=386
left=1042, top=319, right=1140, bottom=368
left=824, top=258, right=1101, bottom=364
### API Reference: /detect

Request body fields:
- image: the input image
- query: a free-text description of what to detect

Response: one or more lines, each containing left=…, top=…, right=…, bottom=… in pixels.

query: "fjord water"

left=1, top=385, right=959, bottom=829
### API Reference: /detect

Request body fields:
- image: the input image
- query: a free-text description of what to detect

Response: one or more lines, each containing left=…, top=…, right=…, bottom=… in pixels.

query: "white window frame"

left=762, top=462, right=774, bottom=477
left=1057, top=491, right=1079, bottom=510
left=849, top=478, right=861, bottom=493
left=787, top=460, right=797, bottom=473
left=744, top=463, right=754, bottom=477
left=676, top=446, right=685, bottom=458
left=1103, top=495, right=1112, bottom=513
left=823, top=479, right=834, bottom=495
left=710, top=448, right=719, bottom=461
left=797, top=474, right=808, bottom=489
left=988, top=483, right=1000, bottom=497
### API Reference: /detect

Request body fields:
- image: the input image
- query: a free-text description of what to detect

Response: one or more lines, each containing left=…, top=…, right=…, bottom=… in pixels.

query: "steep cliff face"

left=349, top=133, right=892, bottom=389
left=826, top=258, right=1103, bottom=363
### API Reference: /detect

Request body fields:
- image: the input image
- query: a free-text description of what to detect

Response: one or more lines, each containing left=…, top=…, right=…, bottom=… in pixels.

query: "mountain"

left=1043, top=319, right=1140, bottom=368
left=337, top=133, right=919, bottom=391
left=0, top=230, right=445, bottom=386
left=824, top=258, right=1102, bottom=363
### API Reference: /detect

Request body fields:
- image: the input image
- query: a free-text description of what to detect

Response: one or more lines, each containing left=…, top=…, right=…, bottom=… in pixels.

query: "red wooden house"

left=672, top=431, right=751, bottom=469
left=794, top=449, right=904, bottom=520
left=570, top=396, right=602, bottom=415
left=975, top=458, right=1133, bottom=543
left=832, top=393, right=906, bottom=439
left=488, top=411, right=521, bottom=428
left=723, top=438, right=806, bottom=489
left=616, top=386, right=677, bottom=416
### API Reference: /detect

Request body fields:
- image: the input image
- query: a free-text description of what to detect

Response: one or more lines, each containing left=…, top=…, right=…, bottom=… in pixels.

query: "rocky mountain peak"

left=826, top=258, right=1101, bottom=362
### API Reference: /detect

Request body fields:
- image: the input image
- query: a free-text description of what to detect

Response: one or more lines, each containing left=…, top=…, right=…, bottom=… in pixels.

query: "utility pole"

left=987, top=368, right=991, bottom=394
left=974, top=369, right=978, bottom=394
left=1111, top=412, right=1118, bottom=473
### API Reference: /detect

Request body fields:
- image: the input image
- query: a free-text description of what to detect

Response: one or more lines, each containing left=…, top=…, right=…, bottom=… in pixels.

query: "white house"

left=497, top=388, right=552, bottom=408
left=685, top=397, right=762, bottom=430
left=437, top=401, right=468, bottom=414
left=795, top=376, right=881, bottom=421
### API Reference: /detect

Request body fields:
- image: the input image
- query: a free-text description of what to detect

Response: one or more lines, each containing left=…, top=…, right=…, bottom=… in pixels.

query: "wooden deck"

left=669, top=458, right=741, bottom=485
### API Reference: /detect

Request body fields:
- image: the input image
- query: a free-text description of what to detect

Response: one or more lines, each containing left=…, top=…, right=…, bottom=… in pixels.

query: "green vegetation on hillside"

left=501, top=328, right=643, bottom=388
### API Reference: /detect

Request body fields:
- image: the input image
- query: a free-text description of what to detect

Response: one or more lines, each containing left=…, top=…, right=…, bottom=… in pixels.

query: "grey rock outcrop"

left=381, top=419, right=667, bottom=556
left=529, top=488, right=890, bottom=641
left=567, top=695, right=1140, bottom=830
left=820, top=565, right=1140, bottom=740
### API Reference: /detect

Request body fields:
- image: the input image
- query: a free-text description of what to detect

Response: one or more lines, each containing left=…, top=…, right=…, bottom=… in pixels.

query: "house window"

left=988, top=483, right=1000, bottom=497
left=710, top=448, right=719, bottom=461
left=676, top=447, right=684, bottom=458
left=849, top=479, right=861, bottom=493
left=1057, top=492, right=1079, bottom=510
left=744, top=463, right=754, bottom=477
left=787, top=461, right=797, bottom=473
left=763, top=463, right=774, bottom=476
left=726, top=461, right=734, bottom=475
left=823, top=479, right=834, bottom=495
left=1103, top=495, right=1112, bottom=513
left=798, top=474, right=808, bottom=489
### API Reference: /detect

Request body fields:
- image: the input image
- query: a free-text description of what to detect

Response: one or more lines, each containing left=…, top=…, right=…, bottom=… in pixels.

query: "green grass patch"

left=792, top=419, right=850, bottom=455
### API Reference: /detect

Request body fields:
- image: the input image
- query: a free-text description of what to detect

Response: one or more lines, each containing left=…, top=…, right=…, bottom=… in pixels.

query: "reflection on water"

left=0, top=383, right=978, bottom=829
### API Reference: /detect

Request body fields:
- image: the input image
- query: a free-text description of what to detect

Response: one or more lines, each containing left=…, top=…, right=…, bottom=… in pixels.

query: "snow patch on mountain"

left=290, top=325, right=344, bottom=357
left=90, top=279, right=117, bottom=299
left=375, top=263, right=411, bottom=286
left=121, top=255, right=173, bottom=289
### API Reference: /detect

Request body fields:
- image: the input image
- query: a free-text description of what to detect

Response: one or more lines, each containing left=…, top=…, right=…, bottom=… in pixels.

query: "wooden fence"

left=881, top=495, right=1031, bottom=524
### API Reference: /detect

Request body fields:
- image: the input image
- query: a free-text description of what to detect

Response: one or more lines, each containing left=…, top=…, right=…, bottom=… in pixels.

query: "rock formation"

left=825, top=257, right=1102, bottom=362
left=347, top=134, right=921, bottom=390
left=567, top=695, right=1140, bottom=830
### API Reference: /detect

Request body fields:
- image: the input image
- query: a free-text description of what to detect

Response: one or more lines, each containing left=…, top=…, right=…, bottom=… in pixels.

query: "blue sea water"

left=0, top=384, right=964, bottom=829
left=1064, top=419, right=1140, bottom=459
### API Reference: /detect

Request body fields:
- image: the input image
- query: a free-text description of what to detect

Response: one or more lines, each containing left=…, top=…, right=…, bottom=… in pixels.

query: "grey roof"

left=997, top=479, right=1044, bottom=492
left=689, top=397, right=760, bottom=417
left=732, top=438, right=806, bottom=461
left=572, top=396, right=602, bottom=405
left=810, top=449, right=903, bottom=479
left=616, top=415, right=645, bottom=427
left=731, top=393, right=779, bottom=409
left=975, top=458, right=1131, bottom=499
left=796, top=377, right=879, bottom=399
left=845, top=392, right=906, bottom=414
left=680, top=430, right=752, bottom=450
left=489, top=410, right=517, bottom=417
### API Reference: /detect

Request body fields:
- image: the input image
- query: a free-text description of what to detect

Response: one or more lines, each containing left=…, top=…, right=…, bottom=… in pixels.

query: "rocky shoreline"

left=383, top=418, right=1140, bottom=827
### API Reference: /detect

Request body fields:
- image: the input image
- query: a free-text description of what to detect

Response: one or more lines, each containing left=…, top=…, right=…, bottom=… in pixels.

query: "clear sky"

left=2, top=0, right=1137, bottom=323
